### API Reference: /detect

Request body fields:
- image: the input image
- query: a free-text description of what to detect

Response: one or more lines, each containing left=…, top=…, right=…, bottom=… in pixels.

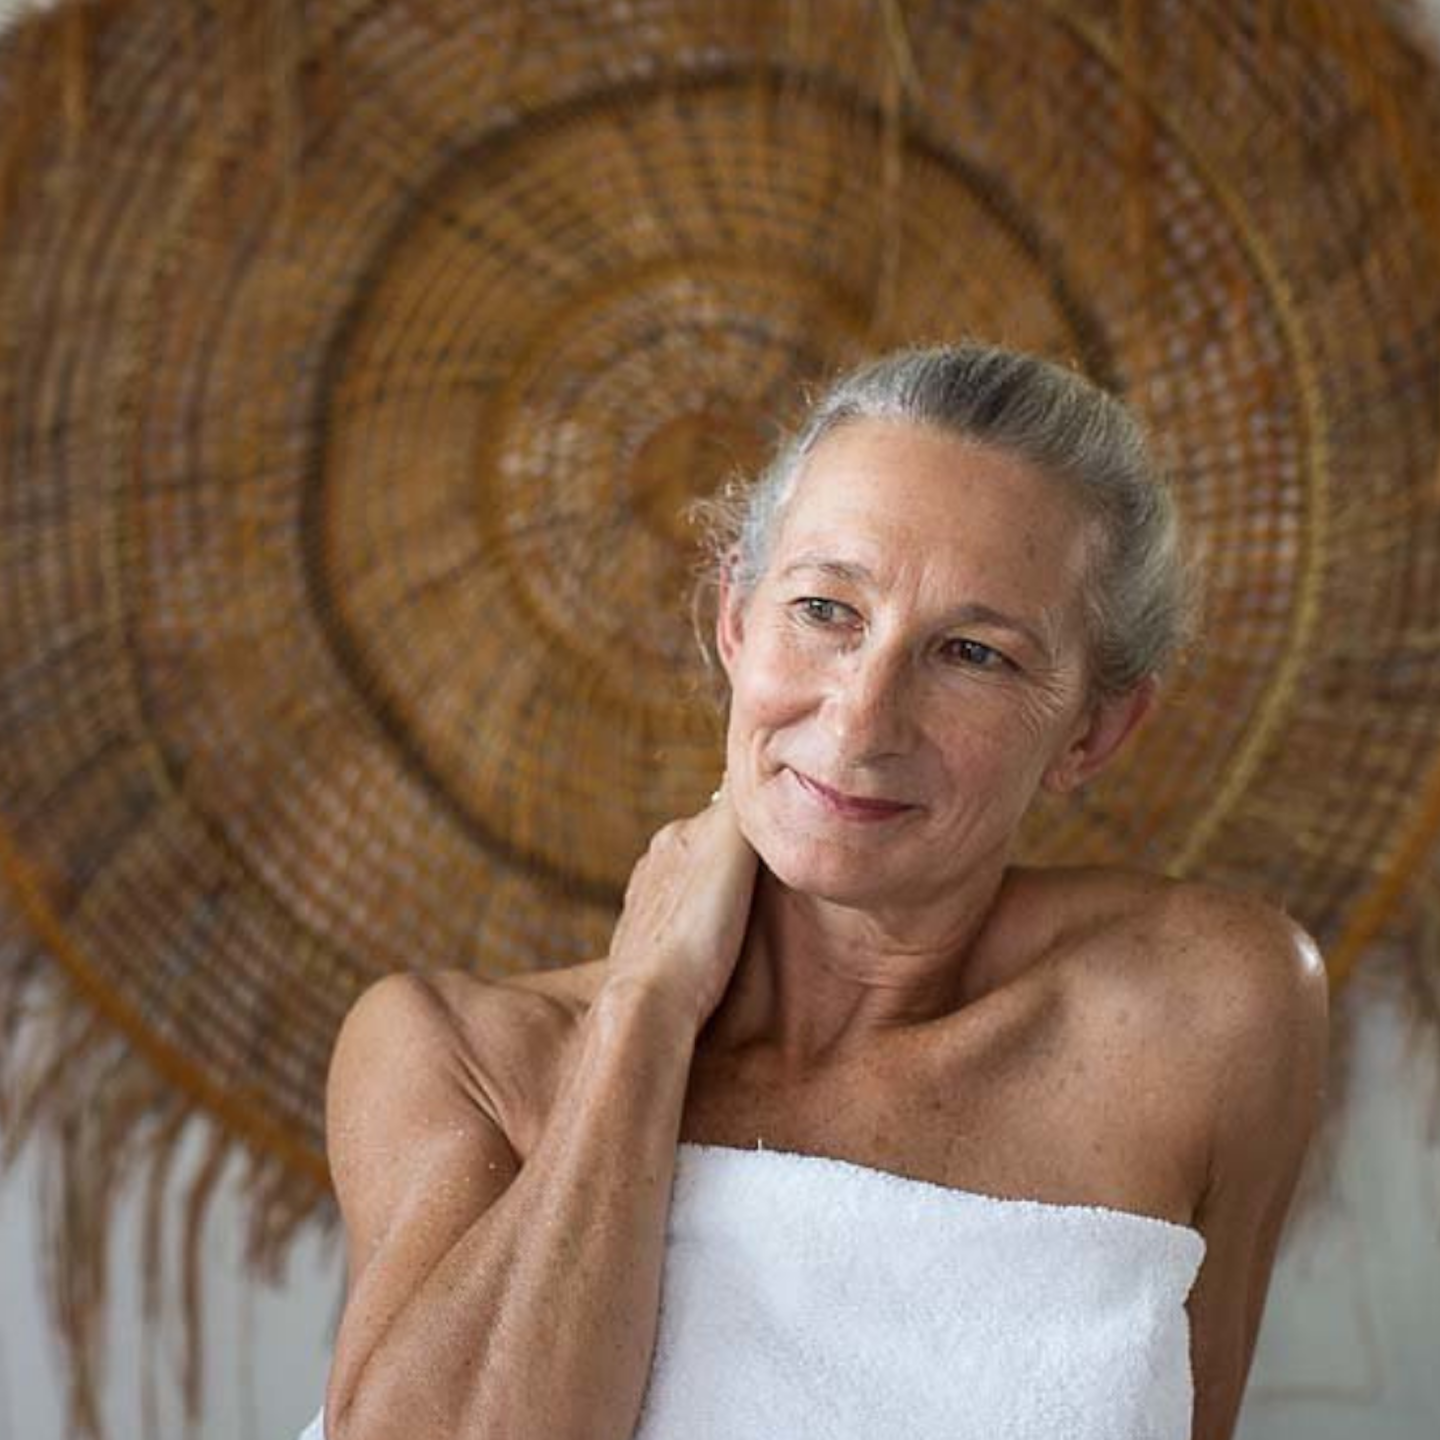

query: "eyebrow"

left=777, top=555, right=1055, bottom=658
left=779, top=556, right=874, bottom=587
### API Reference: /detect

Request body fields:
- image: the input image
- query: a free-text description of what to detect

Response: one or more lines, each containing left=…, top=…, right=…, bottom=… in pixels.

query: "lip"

left=790, top=769, right=917, bottom=822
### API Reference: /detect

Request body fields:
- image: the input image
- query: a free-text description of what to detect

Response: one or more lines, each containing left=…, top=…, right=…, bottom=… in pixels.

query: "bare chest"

left=675, top=976, right=1211, bottom=1229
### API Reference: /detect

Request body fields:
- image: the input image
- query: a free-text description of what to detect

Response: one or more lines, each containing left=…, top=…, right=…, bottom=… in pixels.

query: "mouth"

left=789, top=768, right=918, bottom=822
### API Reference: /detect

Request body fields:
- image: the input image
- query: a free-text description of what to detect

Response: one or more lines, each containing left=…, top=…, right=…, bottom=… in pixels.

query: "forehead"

left=771, top=419, right=1093, bottom=603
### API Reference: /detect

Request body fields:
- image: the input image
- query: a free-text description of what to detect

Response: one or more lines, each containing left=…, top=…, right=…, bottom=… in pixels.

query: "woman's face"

left=718, top=418, right=1118, bottom=911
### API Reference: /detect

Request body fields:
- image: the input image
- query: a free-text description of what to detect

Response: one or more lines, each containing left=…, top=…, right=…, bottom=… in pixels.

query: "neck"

left=700, top=860, right=1012, bottom=1078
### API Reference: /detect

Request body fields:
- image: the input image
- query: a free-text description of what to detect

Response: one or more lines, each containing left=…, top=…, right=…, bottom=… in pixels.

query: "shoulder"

left=330, top=960, right=609, bottom=1156
left=1015, top=866, right=1328, bottom=1127
left=1140, top=876, right=1328, bottom=1054
left=338, top=959, right=610, bottom=1058
left=326, top=971, right=518, bottom=1146
left=1023, top=864, right=1325, bottom=1018
left=1148, top=879, right=1329, bottom=1169
left=1144, top=878, right=1327, bottom=1136
left=333, top=968, right=550, bottom=1075
left=1074, top=870, right=1330, bottom=1185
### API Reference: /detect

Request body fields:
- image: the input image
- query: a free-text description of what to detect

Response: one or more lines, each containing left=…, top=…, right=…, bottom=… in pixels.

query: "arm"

left=324, top=972, right=698, bottom=1440
left=1184, top=896, right=1330, bottom=1440
left=324, top=799, right=757, bottom=1440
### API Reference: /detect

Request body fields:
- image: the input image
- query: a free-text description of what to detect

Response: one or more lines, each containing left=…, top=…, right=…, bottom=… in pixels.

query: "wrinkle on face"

left=707, top=419, right=1145, bottom=1068
left=721, top=420, right=1098, bottom=908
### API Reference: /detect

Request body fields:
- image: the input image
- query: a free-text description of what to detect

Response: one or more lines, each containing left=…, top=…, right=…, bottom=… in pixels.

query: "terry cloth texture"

left=295, top=1138, right=1207, bottom=1440
left=631, top=1141, right=1207, bottom=1440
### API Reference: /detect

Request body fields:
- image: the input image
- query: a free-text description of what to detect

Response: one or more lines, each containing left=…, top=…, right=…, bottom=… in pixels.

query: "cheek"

left=929, top=696, right=1065, bottom=791
left=729, top=632, right=818, bottom=731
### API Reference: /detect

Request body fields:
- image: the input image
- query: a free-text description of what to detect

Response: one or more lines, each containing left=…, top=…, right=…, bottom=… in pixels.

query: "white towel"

left=632, top=1141, right=1206, bottom=1440
left=296, top=1140, right=1206, bottom=1440
left=293, top=1405, right=325, bottom=1440
left=295, top=1406, right=325, bottom=1440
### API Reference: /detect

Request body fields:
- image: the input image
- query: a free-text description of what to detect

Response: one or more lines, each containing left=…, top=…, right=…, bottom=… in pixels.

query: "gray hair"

left=697, top=343, right=1196, bottom=701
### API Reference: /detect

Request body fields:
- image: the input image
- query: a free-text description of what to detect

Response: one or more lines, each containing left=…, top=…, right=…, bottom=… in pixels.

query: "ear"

left=1042, top=677, right=1158, bottom=794
left=715, top=552, right=747, bottom=679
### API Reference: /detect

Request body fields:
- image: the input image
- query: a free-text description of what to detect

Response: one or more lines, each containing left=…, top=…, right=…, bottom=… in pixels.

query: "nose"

left=822, top=641, right=915, bottom=760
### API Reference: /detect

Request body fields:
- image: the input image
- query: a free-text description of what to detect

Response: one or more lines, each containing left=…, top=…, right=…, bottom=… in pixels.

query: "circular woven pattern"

left=1, top=0, right=1439, bottom=1179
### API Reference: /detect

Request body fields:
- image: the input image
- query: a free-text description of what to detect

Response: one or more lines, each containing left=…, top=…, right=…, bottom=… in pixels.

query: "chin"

left=748, top=827, right=908, bottom=908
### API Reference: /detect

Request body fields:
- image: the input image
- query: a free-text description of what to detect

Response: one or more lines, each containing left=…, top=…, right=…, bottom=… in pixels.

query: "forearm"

left=336, top=980, right=696, bottom=1440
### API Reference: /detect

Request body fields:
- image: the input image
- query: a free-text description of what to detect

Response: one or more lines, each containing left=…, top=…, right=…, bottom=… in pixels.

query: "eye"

left=793, top=596, right=855, bottom=626
left=940, top=637, right=1012, bottom=671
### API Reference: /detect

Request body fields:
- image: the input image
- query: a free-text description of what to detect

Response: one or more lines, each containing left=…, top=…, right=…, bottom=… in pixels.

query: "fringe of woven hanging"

left=1283, top=862, right=1440, bottom=1247
left=0, top=897, right=338, bottom=1440
left=1393, top=866, right=1440, bottom=1148
left=1281, top=927, right=1434, bottom=1256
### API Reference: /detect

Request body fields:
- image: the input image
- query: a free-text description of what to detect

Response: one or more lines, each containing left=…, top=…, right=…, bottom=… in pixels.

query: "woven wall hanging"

left=2, top=0, right=1440, bottom=1435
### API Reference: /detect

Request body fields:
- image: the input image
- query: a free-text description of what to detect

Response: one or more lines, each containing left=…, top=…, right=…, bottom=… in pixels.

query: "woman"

left=305, top=345, right=1328, bottom=1440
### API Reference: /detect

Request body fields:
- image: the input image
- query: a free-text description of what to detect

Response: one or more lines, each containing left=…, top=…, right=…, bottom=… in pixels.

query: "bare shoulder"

left=1141, top=875, right=1328, bottom=1048
left=338, top=969, right=548, bottom=1085
left=328, top=961, right=609, bottom=1174
left=418, top=960, right=614, bottom=1130
left=1020, top=866, right=1329, bottom=1160
left=1030, top=864, right=1326, bottom=1027
left=1145, top=876, right=1330, bottom=1162
left=361, top=959, right=610, bottom=1063
left=326, top=969, right=529, bottom=1164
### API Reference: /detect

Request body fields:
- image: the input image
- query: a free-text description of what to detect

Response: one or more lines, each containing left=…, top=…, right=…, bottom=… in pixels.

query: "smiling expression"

left=717, top=418, right=1105, bottom=911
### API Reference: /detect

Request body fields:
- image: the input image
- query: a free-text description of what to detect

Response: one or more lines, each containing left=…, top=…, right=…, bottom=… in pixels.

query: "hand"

left=603, top=786, right=758, bottom=1035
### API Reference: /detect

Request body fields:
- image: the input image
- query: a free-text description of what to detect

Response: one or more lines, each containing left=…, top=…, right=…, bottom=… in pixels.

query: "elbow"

left=324, top=1365, right=496, bottom=1440
left=321, top=1380, right=359, bottom=1440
